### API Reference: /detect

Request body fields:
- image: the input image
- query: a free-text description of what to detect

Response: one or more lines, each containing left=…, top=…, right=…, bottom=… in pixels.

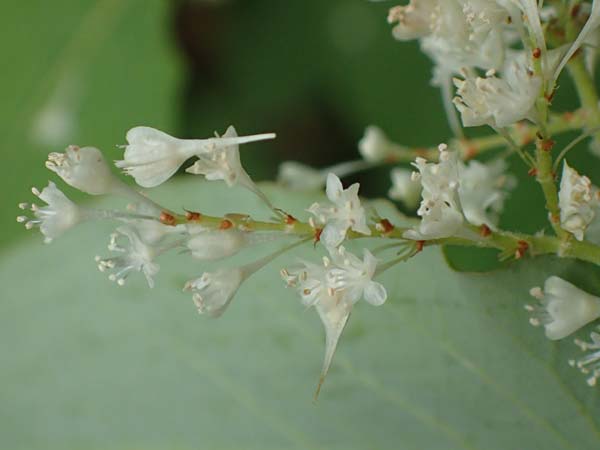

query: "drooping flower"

left=404, top=145, right=465, bottom=240
left=570, top=328, right=600, bottom=386
left=46, top=145, right=122, bottom=195
left=388, top=168, right=422, bottom=208
left=526, top=276, right=600, bottom=340
left=559, top=161, right=596, bottom=241
left=17, top=182, right=83, bottom=243
left=453, top=64, right=541, bottom=128
left=308, top=173, right=371, bottom=248
left=458, top=159, right=515, bottom=228
left=282, top=245, right=386, bottom=397
left=96, top=226, right=160, bottom=288
left=184, top=268, right=245, bottom=318
left=116, top=126, right=275, bottom=188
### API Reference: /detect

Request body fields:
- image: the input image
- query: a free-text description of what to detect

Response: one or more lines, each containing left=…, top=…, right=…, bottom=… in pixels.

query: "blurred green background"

left=3, top=1, right=600, bottom=449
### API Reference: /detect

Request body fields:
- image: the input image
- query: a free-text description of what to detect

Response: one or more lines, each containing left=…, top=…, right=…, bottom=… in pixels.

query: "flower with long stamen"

left=526, top=276, right=600, bottom=340
left=116, top=126, right=275, bottom=188
left=95, top=226, right=160, bottom=288
left=308, top=173, right=371, bottom=248
left=17, top=182, right=83, bottom=244
left=570, top=329, right=600, bottom=386
left=46, top=145, right=123, bottom=195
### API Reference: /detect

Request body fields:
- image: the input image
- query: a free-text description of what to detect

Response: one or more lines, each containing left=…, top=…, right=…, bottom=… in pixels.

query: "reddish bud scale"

left=541, top=139, right=555, bottom=152
left=515, top=240, right=529, bottom=259
left=219, top=219, right=233, bottom=230
left=416, top=240, right=425, bottom=253
left=160, top=212, right=176, bottom=226
left=284, top=214, right=297, bottom=225
left=571, top=4, right=580, bottom=18
left=185, top=210, right=202, bottom=221
left=528, top=167, right=538, bottom=177
left=480, top=224, right=492, bottom=237
left=379, top=218, right=394, bottom=234
left=550, top=213, right=560, bottom=224
left=314, top=228, right=323, bottom=244
left=464, top=146, right=478, bottom=160
left=532, top=48, right=541, bottom=59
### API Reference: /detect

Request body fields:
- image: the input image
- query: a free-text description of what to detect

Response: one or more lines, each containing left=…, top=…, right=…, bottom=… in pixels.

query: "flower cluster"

left=16, top=1, right=600, bottom=393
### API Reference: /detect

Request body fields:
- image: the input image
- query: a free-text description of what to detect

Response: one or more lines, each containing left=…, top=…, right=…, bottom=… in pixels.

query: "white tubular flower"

left=459, top=159, right=515, bottom=228
left=388, top=168, right=422, bottom=209
left=387, top=0, right=437, bottom=41
left=184, top=268, right=245, bottom=318
left=453, top=64, right=541, bottom=128
left=95, top=227, right=159, bottom=288
left=358, top=126, right=402, bottom=163
left=526, top=277, right=600, bottom=340
left=559, top=161, right=596, bottom=241
left=17, top=182, right=82, bottom=243
left=116, top=126, right=275, bottom=188
left=186, top=229, right=247, bottom=261
left=308, top=173, right=371, bottom=248
left=570, top=329, right=600, bottom=386
left=327, top=247, right=387, bottom=306
left=277, top=161, right=325, bottom=191
left=46, top=145, right=122, bottom=195
left=404, top=145, right=465, bottom=240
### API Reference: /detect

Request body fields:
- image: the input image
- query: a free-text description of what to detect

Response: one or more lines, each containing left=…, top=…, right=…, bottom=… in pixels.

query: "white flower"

left=526, top=276, right=600, bottom=340
left=558, top=161, right=596, bottom=241
left=388, top=1, right=511, bottom=72
left=184, top=268, right=245, bottom=318
left=358, top=126, right=401, bottom=163
left=388, top=168, right=422, bottom=208
left=570, top=328, right=600, bottom=386
left=453, top=64, right=541, bottom=128
left=404, top=145, right=465, bottom=240
left=17, top=182, right=82, bottom=243
left=277, top=161, right=325, bottom=191
left=458, top=159, right=515, bottom=227
left=282, top=246, right=386, bottom=396
left=186, top=229, right=248, bottom=261
left=46, top=145, right=121, bottom=195
left=95, top=226, right=159, bottom=288
left=116, top=126, right=275, bottom=188
left=308, top=173, right=371, bottom=248
left=327, top=247, right=387, bottom=306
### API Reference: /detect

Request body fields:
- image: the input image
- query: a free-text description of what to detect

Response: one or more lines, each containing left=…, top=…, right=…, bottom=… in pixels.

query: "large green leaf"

left=2, top=180, right=600, bottom=449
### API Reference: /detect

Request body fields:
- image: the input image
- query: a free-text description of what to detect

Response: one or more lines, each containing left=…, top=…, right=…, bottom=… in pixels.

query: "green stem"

left=567, top=56, right=600, bottom=147
left=165, top=209, right=600, bottom=266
